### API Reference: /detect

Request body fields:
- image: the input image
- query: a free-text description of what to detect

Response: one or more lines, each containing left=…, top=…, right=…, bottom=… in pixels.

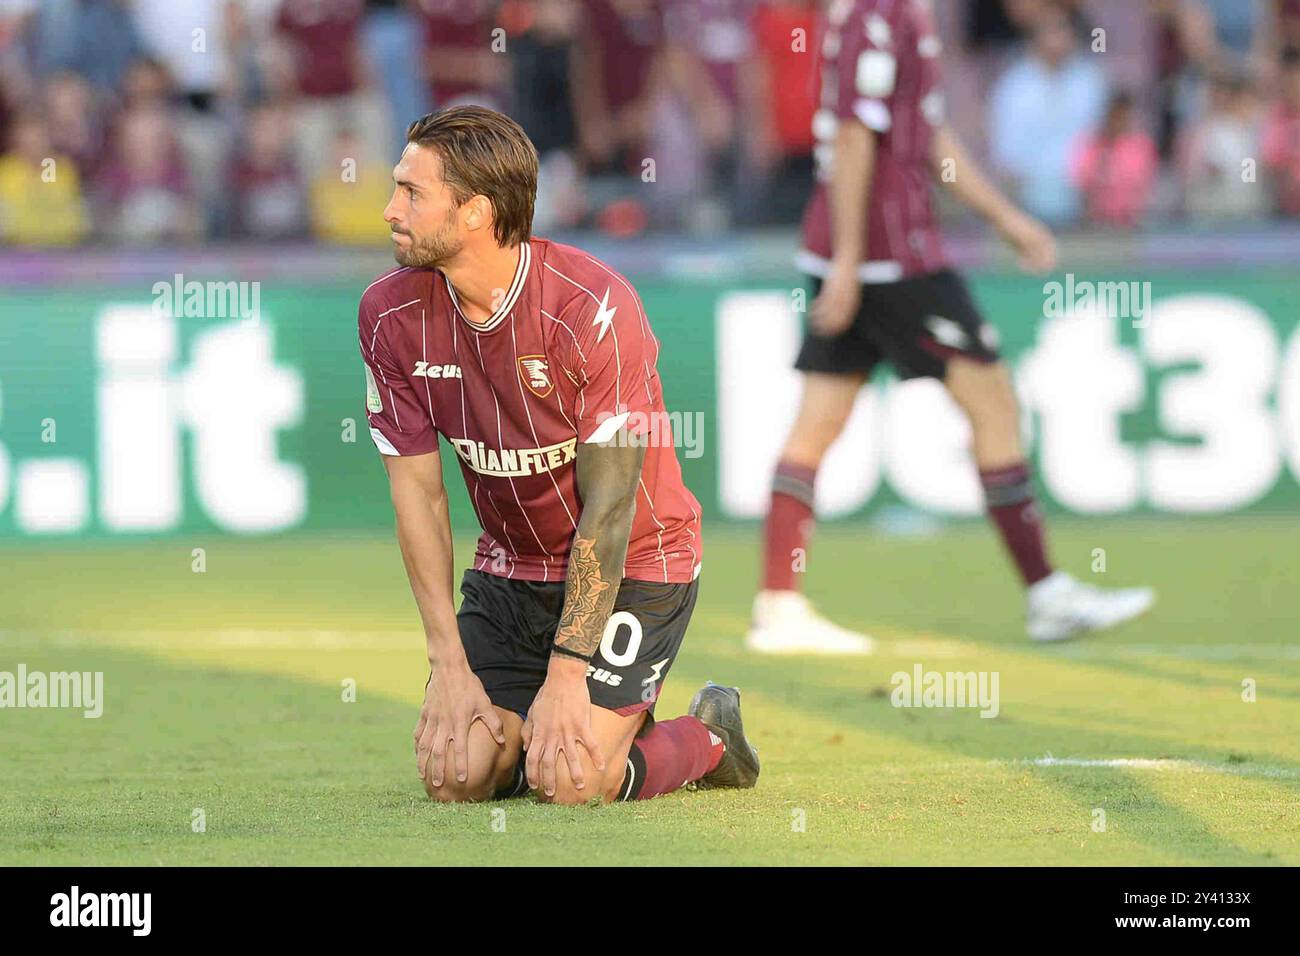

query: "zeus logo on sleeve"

left=449, top=437, right=577, bottom=477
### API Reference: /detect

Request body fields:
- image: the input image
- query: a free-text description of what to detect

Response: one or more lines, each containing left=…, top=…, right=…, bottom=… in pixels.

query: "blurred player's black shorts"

left=455, top=568, right=698, bottom=720
left=795, top=268, right=1000, bottom=379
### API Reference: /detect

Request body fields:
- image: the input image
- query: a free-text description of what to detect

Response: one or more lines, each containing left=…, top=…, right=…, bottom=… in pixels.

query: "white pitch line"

left=822, top=757, right=1300, bottom=781
left=1048, top=644, right=1300, bottom=661
left=1030, top=757, right=1198, bottom=770
left=876, top=641, right=1300, bottom=661
left=862, top=638, right=1300, bottom=662
left=1013, top=756, right=1300, bottom=779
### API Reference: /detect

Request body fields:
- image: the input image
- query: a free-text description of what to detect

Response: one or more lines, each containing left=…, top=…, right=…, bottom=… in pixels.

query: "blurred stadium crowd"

left=2, top=0, right=1300, bottom=248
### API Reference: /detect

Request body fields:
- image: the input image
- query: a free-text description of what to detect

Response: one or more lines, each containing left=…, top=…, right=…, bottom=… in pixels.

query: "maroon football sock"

left=761, top=459, right=817, bottom=591
left=980, top=462, right=1053, bottom=586
left=618, top=716, right=724, bottom=801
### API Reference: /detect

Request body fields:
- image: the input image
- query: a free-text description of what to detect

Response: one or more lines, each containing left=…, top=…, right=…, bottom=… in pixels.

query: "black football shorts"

left=795, top=267, right=1000, bottom=379
left=455, top=568, right=698, bottom=720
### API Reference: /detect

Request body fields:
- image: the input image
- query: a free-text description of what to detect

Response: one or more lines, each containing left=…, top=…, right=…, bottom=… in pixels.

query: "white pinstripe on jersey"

left=453, top=297, right=518, bottom=578
left=510, top=316, right=578, bottom=534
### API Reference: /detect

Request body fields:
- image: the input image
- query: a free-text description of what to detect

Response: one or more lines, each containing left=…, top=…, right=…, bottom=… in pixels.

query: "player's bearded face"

left=390, top=202, right=463, bottom=268
left=386, top=145, right=466, bottom=268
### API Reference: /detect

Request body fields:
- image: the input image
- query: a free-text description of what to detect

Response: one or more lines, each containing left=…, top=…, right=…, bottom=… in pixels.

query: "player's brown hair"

left=405, top=106, right=538, bottom=247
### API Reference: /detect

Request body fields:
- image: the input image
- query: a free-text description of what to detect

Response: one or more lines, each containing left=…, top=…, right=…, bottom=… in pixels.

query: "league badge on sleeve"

left=365, top=364, right=383, bottom=413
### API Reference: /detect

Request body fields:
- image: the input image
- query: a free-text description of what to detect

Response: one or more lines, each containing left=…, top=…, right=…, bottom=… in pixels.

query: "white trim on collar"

left=444, top=240, right=531, bottom=333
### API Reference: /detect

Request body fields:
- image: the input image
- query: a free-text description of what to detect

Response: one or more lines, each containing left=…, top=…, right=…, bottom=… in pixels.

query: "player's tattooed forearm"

left=555, top=440, right=641, bottom=660
left=555, top=535, right=614, bottom=658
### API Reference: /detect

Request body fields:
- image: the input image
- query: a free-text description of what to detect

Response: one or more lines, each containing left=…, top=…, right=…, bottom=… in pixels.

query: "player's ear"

left=464, top=194, right=493, bottom=233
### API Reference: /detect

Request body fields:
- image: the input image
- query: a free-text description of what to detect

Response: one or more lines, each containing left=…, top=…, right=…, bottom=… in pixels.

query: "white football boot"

left=1026, top=571, right=1155, bottom=642
left=745, top=590, right=876, bottom=655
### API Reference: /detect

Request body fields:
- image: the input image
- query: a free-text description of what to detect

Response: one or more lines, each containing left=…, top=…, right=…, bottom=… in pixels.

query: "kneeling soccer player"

left=359, top=106, right=758, bottom=803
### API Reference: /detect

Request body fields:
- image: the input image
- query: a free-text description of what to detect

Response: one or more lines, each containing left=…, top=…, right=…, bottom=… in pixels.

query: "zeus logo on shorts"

left=587, top=666, right=622, bottom=687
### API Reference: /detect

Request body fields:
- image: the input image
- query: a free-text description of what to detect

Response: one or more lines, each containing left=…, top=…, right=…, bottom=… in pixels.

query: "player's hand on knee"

left=522, top=663, right=605, bottom=798
left=416, top=664, right=505, bottom=789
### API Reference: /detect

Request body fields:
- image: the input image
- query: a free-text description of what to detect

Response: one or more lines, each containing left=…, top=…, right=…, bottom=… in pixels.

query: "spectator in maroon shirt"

left=275, top=0, right=392, bottom=178
left=226, top=101, right=308, bottom=240
left=276, top=0, right=367, bottom=99
left=44, top=70, right=108, bottom=185
left=1262, top=47, right=1300, bottom=215
left=416, top=0, right=505, bottom=108
left=657, top=0, right=752, bottom=226
left=96, top=105, right=200, bottom=244
left=572, top=0, right=663, bottom=175
left=661, top=0, right=749, bottom=105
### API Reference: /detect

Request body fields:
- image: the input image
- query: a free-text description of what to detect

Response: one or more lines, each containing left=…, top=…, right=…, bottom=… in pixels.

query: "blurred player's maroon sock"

left=980, top=462, right=1052, bottom=586
left=618, top=716, right=724, bottom=801
left=762, top=459, right=817, bottom=591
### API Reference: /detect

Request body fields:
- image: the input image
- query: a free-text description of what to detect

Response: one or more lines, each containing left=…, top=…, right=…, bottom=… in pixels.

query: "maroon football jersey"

left=275, top=0, right=365, bottom=99
left=799, top=0, right=947, bottom=282
left=358, top=238, right=703, bottom=585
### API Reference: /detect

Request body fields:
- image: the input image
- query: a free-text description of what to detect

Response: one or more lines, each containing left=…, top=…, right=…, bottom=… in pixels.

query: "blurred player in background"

left=748, top=0, right=1155, bottom=654
left=360, top=106, right=758, bottom=803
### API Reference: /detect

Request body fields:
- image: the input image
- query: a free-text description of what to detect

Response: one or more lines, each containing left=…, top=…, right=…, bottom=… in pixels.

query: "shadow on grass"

left=664, top=642, right=1297, bottom=866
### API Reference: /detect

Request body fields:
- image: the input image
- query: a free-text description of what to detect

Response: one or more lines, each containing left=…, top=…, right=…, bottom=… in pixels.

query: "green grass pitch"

left=2, top=518, right=1298, bottom=865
